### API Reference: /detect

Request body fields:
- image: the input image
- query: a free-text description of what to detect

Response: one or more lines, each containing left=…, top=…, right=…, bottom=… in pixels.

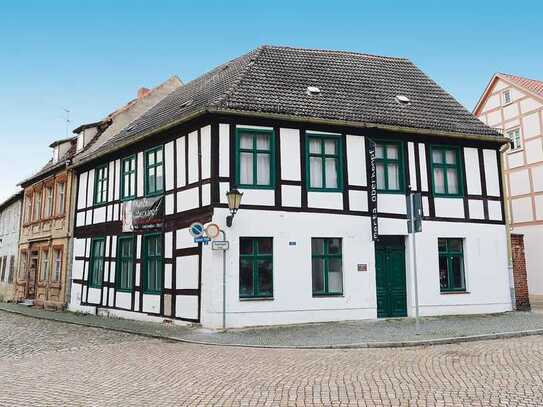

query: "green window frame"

left=312, top=238, right=343, bottom=296
left=375, top=141, right=405, bottom=193
left=121, top=155, right=137, bottom=200
left=144, top=146, right=164, bottom=196
left=94, top=165, right=109, bottom=205
left=430, top=146, right=463, bottom=197
left=306, top=133, right=343, bottom=192
left=239, top=237, right=273, bottom=298
left=89, top=237, right=105, bottom=289
left=438, top=238, right=466, bottom=292
left=235, top=128, right=275, bottom=189
left=116, top=236, right=134, bottom=292
left=143, top=233, right=163, bottom=294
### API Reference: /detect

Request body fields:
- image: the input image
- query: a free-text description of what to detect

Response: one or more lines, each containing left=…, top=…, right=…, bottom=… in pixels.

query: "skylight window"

left=306, top=86, right=321, bottom=95
left=396, top=95, right=411, bottom=105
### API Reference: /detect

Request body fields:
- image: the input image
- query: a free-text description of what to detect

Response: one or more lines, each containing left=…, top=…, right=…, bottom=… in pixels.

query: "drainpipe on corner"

left=500, top=141, right=515, bottom=310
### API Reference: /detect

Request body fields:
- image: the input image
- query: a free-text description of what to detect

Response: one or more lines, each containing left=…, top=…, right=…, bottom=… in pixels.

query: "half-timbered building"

left=69, top=45, right=512, bottom=328
left=475, top=73, right=543, bottom=307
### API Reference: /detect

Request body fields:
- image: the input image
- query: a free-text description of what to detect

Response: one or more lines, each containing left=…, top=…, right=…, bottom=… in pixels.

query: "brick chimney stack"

left=137, top=87, right=151, bottom=99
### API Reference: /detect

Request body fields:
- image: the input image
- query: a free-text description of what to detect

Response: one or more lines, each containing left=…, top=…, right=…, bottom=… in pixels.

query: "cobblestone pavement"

left=3, top=302, right=543, bottom=347
left=2, top=312, right=543, bottom=406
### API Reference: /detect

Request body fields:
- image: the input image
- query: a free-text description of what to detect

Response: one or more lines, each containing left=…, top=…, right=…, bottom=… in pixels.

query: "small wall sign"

left=288, top=241, right=296, bottom=246
left=357, top=264, right=368, bottom=272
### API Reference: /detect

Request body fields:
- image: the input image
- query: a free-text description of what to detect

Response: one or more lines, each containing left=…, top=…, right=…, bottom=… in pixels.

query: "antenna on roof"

left=63, top=108, right=71, bottom=138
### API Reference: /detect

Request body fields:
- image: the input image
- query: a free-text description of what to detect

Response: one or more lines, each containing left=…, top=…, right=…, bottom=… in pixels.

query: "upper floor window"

left=236, top=128, right=275, bottom=189
left=24, top=195, right=32, bottom=223
left=121, top=155, right=137, bottom=200
left=89, top=238, right=105, bottom=288
left=44, top=186, right=53, bottom=218
left=33, top=191, right=42, bottom=221
left=375, top=141, right=404, bottom=193
left=94, top=165, right=109, bottom=205
left=438, top=238, right=465, bottom=292
left=506, top=128, right=522, bottom=150
left=306, top=133, right=343, bottom=191
left=56, top=182, right=65, bottom=215
left=502, top=89, right=512, bottom=105
left=144, top=147, right=164, bottom=196
left=431, top=146, right=463, bottom=197
left=143, top=233, right=162, bottom=294
left=312, top=238, right=343, bottom=296
left=239, top=237, right=273, bottom=298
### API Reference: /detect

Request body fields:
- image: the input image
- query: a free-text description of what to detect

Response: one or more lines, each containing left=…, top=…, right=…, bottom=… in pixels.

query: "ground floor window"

left=239, top=237, right=273, bottom=298
left=438, top=238, right=465, bottom=292
left=312, top=238, right=343, bottom=296
left=52, top=248, right=62, bottom=282
left=116, top=236, right=134, bottom=291
left=143, top=233, right=162, bottom=294
left=89, top=238, right=105, bottom=288
left=40, top=250, right=49, bottom=282
left=0, top=256, right=6, bottom=281
left=8, top=255, right=14, bottom=283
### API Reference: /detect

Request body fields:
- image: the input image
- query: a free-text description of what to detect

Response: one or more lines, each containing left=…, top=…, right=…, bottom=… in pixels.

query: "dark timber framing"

left=72, top=112, right=507, bottom=323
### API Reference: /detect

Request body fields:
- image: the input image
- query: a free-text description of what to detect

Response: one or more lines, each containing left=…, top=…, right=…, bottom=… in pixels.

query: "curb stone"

left=2, top=306, right=543, bottom=349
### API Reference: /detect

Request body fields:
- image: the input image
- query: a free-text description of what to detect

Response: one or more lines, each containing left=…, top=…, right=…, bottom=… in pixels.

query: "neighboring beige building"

left=0, top=191, right=23, bottom=302
left=474, top=73, right=543, bottom=305
left=14, top=77, right=182, bottom=309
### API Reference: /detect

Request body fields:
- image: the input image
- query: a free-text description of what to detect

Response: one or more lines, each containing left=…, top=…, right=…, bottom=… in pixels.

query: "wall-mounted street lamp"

left=225, top=189, right=243, bottom=227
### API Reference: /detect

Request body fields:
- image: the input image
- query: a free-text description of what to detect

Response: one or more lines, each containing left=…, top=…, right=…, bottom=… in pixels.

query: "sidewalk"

left=2, top=302, right=543, bottom=348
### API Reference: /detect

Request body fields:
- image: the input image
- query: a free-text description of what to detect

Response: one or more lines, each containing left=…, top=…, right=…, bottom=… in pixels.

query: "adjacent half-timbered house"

left=474, top=73, right=543, bottom=307
left=69, top=45, right=512, bottom=328
left=0, top=191, right=23, bottom=302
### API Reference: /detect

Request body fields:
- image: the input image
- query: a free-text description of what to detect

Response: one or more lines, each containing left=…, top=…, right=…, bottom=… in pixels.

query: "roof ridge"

left=212, top=46, right=266, bottom=108
left=260, top=44, right=410, bottom=61
left=499, top=72, right=543, bottom=83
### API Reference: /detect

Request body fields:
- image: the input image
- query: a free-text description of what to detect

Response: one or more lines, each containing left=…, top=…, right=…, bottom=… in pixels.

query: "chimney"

left=137, top=87, right=151, bottom=99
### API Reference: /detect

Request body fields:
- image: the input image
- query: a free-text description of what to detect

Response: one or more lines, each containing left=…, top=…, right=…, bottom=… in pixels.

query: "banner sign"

left=368, top=140, right=379, bottom=241
left=122, top=196, right=164, bottom=232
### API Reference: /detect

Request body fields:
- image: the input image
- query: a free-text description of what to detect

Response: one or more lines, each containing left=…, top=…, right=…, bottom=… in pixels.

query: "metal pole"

left=410, top=192, right=420, bottom=333
left=220, top=229, right=227, bottom=331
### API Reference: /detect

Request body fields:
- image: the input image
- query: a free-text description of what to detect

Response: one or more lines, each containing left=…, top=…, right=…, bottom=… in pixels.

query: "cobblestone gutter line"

left=2, top=303, right=543, bottom=349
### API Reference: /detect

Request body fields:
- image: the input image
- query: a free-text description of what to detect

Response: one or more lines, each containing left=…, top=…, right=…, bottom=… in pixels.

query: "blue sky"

left=0, top=0, right=541, bottom=202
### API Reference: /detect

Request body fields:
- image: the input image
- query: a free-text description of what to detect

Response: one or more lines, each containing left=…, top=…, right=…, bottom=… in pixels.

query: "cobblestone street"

left=2, top=311, right=543, bottom=406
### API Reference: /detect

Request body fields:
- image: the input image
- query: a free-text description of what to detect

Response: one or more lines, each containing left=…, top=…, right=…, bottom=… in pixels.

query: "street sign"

left=189, top=222, right=204, bottom=238
left=367, top=139, right=379, bottom=241
left=205, top=223, right=221, bottom=240
left=194, top=236, right=210, bottom=245
left=406, top=192, right=423, bottom=233
left=212, top=240, right=229, bottom=251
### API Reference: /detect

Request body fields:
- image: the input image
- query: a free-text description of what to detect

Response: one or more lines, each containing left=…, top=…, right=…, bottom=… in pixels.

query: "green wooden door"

left=375, top=237, right=407, bottom=318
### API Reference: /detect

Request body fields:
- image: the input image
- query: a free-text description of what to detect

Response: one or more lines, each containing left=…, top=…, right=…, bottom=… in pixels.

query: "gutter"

left=69, top=108, right=510, bottom=169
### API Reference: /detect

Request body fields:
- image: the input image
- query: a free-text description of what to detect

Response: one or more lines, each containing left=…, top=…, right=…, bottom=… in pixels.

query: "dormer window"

left=502, top=89, right=512, bottom=105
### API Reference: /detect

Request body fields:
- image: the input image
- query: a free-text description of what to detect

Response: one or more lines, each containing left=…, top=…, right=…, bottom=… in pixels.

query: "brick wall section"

left=511, top=234, right=530, bottom=310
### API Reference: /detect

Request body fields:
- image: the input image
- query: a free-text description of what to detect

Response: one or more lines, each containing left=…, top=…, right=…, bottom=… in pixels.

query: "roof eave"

left=70, top=108, right=508, bottom=169
left=214, top=108, right=509, bottom=145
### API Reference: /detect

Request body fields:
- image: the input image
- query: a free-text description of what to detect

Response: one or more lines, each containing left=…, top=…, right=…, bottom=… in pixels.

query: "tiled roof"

left=499, top=73, right=543, bottom=100
left=88, top=45, right=502, bottom=160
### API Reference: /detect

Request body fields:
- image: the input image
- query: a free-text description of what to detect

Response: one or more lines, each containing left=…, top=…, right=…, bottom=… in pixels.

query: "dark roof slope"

left=87, top=45, right=502, bottom=161
left=19, top=138, right=77, bottom=187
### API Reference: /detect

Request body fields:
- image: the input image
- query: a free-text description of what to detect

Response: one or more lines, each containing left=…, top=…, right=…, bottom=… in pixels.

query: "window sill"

left=240, top=297, right=274, bottom=301
left=433, top=194, right=464, bottom=199
left=313, top=294, right=344, bottom=298
left=116, top=288, right=132, bottom=293
left=440, top=290, right=469, bottom=295
left=143, top=291, right=162, bottom=295
left=144, top=191, right=164, bottom=198
left=508, top=148, right=523, bottom=154
left=238, top=185, right=275, bottom=191
left=307, top=188, right=343, bottom=193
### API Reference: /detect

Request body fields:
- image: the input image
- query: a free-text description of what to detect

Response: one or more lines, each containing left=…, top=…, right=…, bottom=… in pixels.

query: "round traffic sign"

left=189, top=222, right=204, bottom=238
left=205, top=223, right=220, bottom=240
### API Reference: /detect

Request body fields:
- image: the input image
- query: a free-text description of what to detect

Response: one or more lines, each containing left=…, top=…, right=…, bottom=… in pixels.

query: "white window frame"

left=506, top=127, right=522, bottom=151
left=501, top=89, right=512, bottom=106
